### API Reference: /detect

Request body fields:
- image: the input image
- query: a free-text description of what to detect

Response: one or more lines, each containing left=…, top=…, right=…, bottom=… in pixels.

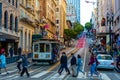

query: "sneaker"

left=83, top=72, right=85, bottom=75
left=72, top=75, right=77, bottom=77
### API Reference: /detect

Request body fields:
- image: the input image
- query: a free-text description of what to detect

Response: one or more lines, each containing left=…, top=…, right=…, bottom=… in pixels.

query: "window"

left=56, top=8, right=59, bottom=12
left=12, top=0, right=14, bottom=5
left=16, top=0, right=18, bottom=8
left=8, top=0, right=10, bottom=3
left=34, top=44, right=38, bottom=52
left=56, top=20, right=59, bottom=24
left=4, top=11, right=8, bottom=29
left=98, top=56, right=112, bottom=60
left=39, top=43, right=50, bottom=52
left=10, top=14, right=13, bottom=30
left=15, top=17, right=18, bottom=32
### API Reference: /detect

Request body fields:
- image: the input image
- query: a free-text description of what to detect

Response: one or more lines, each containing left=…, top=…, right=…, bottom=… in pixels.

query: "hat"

left=1, top=48, right=5, bottom=53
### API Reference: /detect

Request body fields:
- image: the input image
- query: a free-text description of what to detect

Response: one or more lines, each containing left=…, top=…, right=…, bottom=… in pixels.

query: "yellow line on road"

left=47, top=49, right=79, bottom=72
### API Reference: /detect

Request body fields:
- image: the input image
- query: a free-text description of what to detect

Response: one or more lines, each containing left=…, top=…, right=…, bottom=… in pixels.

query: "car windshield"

left=98, top=55, right=112, bottom=60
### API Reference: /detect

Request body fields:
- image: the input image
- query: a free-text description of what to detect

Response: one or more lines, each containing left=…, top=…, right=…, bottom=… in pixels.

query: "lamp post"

left=106, top=12, right=114, bottom=54
left=40, top=17, right=47, bottom=38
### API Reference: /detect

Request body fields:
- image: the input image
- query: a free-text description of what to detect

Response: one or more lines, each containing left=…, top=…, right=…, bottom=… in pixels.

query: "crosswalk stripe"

left=31, top=71, right=48, bottom=78
left=0, top=69, right=17, bottom=75
left=100, top=73, right=111, bottom=80
left=114, top=74, right=120, bottom=80
left=77, top=72, right=86, bottom=78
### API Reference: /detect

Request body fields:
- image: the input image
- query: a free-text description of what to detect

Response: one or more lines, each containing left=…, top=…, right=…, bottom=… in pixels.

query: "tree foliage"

left=85, top=22, right=92, bottom=31
left=64, top=29, right=77, bottom=41
left=74, top=22, right=84, bottom=34
left=64, top=22, right=84, bottom=41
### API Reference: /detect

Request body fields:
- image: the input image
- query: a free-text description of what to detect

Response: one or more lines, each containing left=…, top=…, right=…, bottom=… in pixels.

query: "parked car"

left=115, top=55, right=120, bottom=72
left=97, top=54, right=114, bottom=69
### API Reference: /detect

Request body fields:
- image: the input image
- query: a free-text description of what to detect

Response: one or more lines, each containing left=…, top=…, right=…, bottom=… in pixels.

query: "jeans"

left=58, top=63, right=70, bottom=74
left=20, top=67, right=29, bottom=77
left=17, top=62, right=21, bottom=72
left=90, top=62, right=98, bottom=76
left=77, top=65, right=84, bottom=75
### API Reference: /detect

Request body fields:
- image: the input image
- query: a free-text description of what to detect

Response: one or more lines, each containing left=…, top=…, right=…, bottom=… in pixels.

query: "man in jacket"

left=70, top=53, right=77, bottom=77
left=58, top=52, right=70, bottom=75
left=20, top=54, right=30, bottom=77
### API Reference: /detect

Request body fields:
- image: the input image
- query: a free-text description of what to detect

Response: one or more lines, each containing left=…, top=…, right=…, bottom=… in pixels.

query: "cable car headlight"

left=34, top=54, right=38, bottom=58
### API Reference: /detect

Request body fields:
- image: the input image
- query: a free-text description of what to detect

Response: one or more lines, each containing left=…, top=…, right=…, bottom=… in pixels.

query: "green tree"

left=74, top=22, right=84, bottom=34
left=85, top=22, right=92, bottom=31
left=64, top=29, right=77, bottom=46
left=63, top=22, right=84, bottom=46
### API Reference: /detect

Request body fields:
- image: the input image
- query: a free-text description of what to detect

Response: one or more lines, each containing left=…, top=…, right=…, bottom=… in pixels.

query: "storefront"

left=0, top=34, right=19, bottom=57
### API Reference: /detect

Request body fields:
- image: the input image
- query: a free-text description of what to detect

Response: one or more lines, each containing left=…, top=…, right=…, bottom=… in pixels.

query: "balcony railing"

left=20, top=14, right=34, bottom=23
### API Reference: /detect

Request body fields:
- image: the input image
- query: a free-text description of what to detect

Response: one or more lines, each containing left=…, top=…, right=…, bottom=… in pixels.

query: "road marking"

left=0, top=66, right=43, bottom=80
left=0, top=69, right=17, bottom=75
left=83, top=44, right=87, bottom=71
left=100, top=73, right=111, bottom=80
left=77, top=72, right=86, bottom=78
left=114, top=74, right=120, bottom=80
left=31, top=71, right=48, bottom=78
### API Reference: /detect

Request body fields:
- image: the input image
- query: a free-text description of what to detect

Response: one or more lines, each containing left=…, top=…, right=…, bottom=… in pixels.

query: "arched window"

left=10, top=14, right=13, bottom=30
left=8, top=0, right=10, bottom=3
left=16, top=0, right=18, bottom=8
left=12, top=0, right=14, bottom=5
left=4, top=11, right=8, bottom=29
left=15, top=17, right=18, bottom=32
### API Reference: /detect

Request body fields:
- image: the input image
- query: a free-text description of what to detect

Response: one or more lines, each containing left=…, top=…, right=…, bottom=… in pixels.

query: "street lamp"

left=39, top=17, right=47, bottom=38
left=106, top=12, right=114, bottom=54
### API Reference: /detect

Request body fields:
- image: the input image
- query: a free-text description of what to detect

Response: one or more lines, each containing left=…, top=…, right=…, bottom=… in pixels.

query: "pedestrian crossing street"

left=0, top=69, right=113, bottom=80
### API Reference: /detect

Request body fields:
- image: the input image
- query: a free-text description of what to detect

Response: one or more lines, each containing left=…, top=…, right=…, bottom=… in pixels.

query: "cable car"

left=32, top=39, right=60, bottom=64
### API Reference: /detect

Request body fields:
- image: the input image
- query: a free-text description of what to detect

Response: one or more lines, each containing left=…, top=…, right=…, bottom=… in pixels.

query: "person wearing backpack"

left=20, top=54, right=30, bottom=77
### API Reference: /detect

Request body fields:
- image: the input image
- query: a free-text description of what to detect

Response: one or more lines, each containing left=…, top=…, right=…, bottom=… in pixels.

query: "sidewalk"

left=6, top=53, right=33, bottom=64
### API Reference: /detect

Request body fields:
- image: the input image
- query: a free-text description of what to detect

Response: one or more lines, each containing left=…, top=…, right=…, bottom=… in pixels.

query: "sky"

left=80, top=0, right=96, bottom=25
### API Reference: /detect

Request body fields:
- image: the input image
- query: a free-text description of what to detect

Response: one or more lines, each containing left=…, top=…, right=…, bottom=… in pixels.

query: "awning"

left=0, top=33, right=19, bottom=42
left=97, top=32, right=114, bottom=36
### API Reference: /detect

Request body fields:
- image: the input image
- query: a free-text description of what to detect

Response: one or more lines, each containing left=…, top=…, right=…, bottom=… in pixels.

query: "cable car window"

left=46, top=44, right=50, bottom=52
left=39, top=43, right=50, bottom=52
left=34, top=44, right=38, bottom=52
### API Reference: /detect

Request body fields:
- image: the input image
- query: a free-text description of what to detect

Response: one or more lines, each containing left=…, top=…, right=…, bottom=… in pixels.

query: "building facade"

left=0, top=0, right=19, bottom=56
left=55, top=0, right=67, bottom=42
left=66, top=0, right=80, bottom=23
left=66, top=3, right=77, bottom=24
left=19, top=0, right=40, bottom=53
left=59, top=0, right=67, bottom=40
left=39, top=0, right=57, bottom=39
left=114, top=0, right=120, bottom=34
left=96, top=0, right=114, bottom=46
